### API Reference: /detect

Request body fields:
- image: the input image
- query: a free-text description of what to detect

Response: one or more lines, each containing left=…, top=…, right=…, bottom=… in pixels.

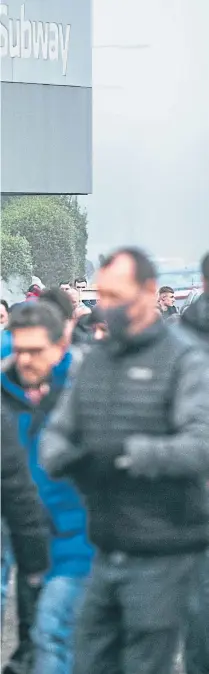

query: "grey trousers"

left=74, top=551, right=195, bottom=674
left=185, top=549, right=209, bottom=674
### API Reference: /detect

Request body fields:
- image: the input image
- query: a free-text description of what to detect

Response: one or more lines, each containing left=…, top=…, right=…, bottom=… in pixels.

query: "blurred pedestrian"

left=1, top=300, right=93, bottom=674
left=42, top=247, right=209, bottom=674
left=181, top=252, right=209, bottom=345
left=25, top=285, right=42, bottom=301
left=181, top=252, right=209, bottom=674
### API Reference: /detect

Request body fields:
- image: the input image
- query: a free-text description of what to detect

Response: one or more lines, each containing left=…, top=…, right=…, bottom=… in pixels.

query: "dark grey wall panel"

left=1, top=81, right=92, bottom=194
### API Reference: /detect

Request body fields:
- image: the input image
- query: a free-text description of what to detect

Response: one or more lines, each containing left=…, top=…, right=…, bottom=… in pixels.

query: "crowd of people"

left=1, top=248, right=209, bottom=674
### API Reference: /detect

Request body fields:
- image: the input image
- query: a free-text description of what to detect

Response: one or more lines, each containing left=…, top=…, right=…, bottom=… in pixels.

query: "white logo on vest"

left=128, top=367, right=153, bottom=381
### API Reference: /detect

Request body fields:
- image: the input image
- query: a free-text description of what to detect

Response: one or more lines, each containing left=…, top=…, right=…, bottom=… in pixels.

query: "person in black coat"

left=1, top=395, right=49, bottom=673
left=1, top=397, right=49, bottom=580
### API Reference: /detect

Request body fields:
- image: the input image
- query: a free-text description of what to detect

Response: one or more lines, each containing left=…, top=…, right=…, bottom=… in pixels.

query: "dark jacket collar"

left=181, top=293, right=209, bottom=338
left=106, top=318, right=167, bottom=356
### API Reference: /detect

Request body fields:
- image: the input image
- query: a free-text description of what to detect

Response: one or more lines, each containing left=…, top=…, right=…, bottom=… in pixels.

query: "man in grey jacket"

left=41, top=248, right=209, bottom=674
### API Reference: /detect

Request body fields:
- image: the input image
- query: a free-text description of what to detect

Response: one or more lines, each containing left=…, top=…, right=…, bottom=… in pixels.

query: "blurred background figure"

left=74, top=277, right=87, bottom=292
left=0, top=300, right=9, bottom=329
left=41, top=288, right=75, bottom=347
left=26, top=285, right=42, bottom=302
left=74, top=277, right=97, bottom=310
left=181, top=253, right=209, bottom=674
left=59, top=281, right=72, bottom=294
left=181, top=252, right=209, bottom=342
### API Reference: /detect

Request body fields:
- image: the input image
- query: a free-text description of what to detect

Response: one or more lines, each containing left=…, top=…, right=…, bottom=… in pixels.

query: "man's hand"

left=115, top=435, right=164, bottom=479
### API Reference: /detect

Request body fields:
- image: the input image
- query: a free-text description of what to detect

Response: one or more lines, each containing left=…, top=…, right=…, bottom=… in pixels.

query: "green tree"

left=1, top=196, right=88, bottom=286
left=60, top=196, right=88, bottom=281
left=1, top=231, right=32, bottom=282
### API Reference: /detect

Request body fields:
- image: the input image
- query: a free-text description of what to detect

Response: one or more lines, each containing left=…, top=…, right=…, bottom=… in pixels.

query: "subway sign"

left=0, top=0, right=91, bottom=87
left=0, top=3, right=71, bottom=75
left=1, top=0, right=92, bottom=195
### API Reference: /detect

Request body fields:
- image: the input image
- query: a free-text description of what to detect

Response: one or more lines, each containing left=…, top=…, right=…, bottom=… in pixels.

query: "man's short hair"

left=27, top=284, right=42, bottom=295
left=41, top=288, right=73, bottom=320
left=159, top=286, right=174, bottom=295
left=59, top=281, right=70, bottom=287
left=100, top=248, right=157, bottom=284
left=9, top=301, right=64, bottom=343
left=201, top=253, right=209, bottom=281
left=0, top=299, right=9, bottom=312
left=74, top=277, right=87, bottom=286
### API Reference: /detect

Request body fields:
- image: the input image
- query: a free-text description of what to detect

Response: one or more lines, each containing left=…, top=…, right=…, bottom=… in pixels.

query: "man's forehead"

left=163, top=291, right=174, bottom=296
left=14, top=326, right=49, bottom=342
left=100, top=255, right=136, bottom=283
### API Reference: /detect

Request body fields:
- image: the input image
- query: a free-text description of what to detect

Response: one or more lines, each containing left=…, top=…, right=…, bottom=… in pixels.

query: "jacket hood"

left=1, top=329, right=13, bottom=359
left=181, top=293, right=209, bottom=337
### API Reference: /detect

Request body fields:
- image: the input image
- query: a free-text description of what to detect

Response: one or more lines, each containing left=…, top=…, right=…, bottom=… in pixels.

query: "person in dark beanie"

left=42, top=247, right=209, bottom=674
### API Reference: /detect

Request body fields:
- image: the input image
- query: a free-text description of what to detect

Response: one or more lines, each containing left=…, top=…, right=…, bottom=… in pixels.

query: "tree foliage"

left=1, top=196, right=88, bottom=286
left=60, top=196, right=88, bottom=282
left=1, top=231, right=32, bottom=282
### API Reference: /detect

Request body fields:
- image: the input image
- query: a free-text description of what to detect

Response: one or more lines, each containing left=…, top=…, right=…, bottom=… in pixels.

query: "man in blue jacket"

left=1, top=298, right=93, bottom=674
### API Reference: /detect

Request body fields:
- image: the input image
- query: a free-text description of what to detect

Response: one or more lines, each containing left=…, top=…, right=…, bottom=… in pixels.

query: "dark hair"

left=201, top=253, right=209, bottom=281
left=9, top=301, right=64, bottom=343
left=41, top=288, right=73, bottom=320
left=27, top=284, right=41, bottom=293
left=59, top=281, right=70, bottom=287
left=100, top=248, right=157, bottom=284
left=159, top=286, right=174, bottom=295
left=74, top=277, right=87, bottom=286
left=0, top=299, right=9, bottom=312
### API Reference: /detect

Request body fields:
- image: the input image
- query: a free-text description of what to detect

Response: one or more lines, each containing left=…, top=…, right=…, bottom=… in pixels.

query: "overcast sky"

left=80, top=0, right=209, bottom=265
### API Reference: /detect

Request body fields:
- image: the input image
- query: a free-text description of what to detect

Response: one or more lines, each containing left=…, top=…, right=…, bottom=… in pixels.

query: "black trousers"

left=74, top=551, right=195, bottom=674
left=3, top=573, right=41, bottom=674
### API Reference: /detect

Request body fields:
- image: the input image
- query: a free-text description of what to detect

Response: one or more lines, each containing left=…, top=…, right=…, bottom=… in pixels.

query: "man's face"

left=75, top=281, right=87, bottom=291
left=13, top=326, right=64, bottom=387
left=97, top=254, right=157, bottom=332
left=60, top=283, right=71, bottom=294
left=161, top=292, right=175, bottom=308
left=0, top=304, right=9, bottom=326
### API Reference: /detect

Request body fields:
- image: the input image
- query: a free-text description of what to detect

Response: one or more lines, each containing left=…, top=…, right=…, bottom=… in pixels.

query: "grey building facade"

left=0, top=0, right=92, bottom=194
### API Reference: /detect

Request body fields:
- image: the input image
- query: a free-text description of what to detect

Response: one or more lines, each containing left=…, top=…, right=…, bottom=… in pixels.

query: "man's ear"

left=0, top=354, right=16, bottom=372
